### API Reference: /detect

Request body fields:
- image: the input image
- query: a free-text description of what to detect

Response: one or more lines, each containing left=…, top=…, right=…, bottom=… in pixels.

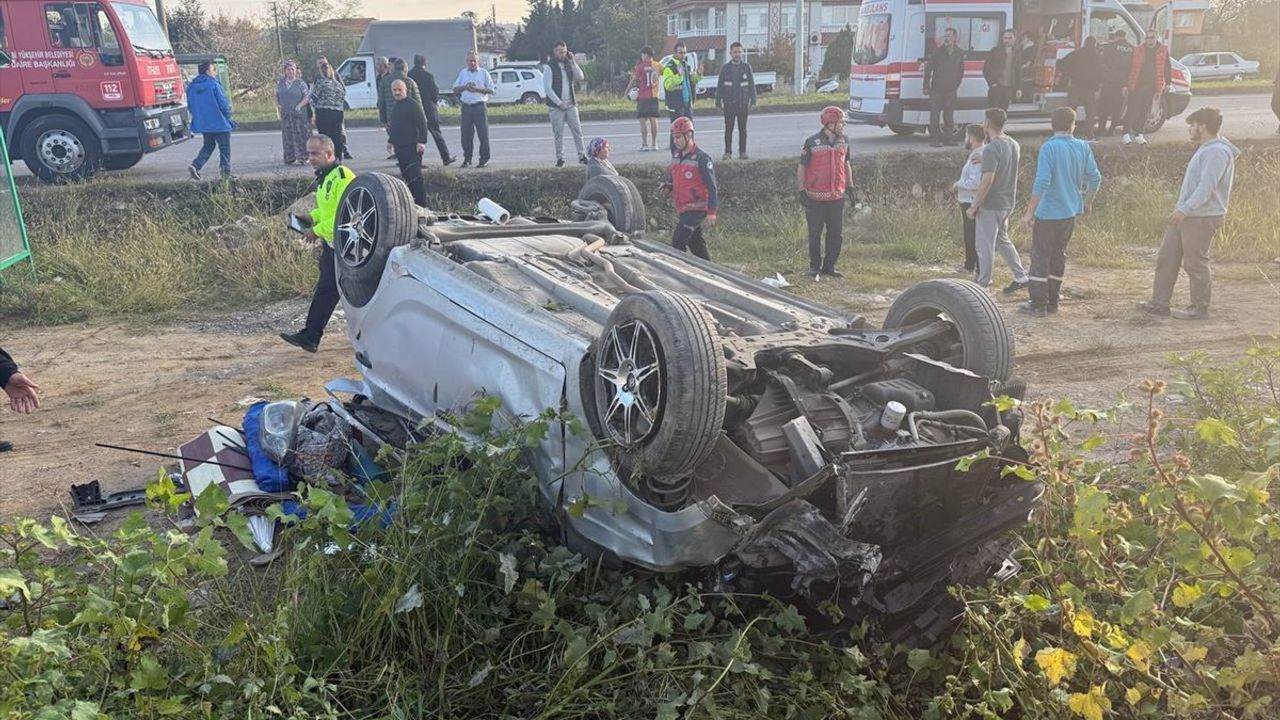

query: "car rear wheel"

left=22, top=115, right=100, bottom=183
left=577, top=175, right=646, bottom=235
left=883, top=279, right=1013, bottom=381
left=888, top=124, right=917, bottom=137
left=334, top=172, right=417, bottom=308
left=519, top=92, right=542, bottom=105
left=593, top=291, right=726, bottom=493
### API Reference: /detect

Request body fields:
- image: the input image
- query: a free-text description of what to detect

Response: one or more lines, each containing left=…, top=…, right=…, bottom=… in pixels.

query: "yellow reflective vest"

left=310, top=164, right=356, bottom=244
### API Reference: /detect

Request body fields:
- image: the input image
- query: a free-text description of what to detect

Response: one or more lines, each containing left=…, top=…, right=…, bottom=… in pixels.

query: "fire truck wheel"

left=22, top=115, right=100, bottom=183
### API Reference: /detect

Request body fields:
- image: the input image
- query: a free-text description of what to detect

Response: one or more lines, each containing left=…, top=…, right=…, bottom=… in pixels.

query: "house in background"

left=663, top=1, right=859, bottom=76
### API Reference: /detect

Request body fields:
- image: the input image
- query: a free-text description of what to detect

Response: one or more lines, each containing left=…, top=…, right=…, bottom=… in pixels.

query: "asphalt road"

left=14, top=92, right=1279, bottom=183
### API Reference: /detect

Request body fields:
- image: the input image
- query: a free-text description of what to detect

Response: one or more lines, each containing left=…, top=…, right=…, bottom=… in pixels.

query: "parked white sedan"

left=1178, top=52, right=1261, bottom=81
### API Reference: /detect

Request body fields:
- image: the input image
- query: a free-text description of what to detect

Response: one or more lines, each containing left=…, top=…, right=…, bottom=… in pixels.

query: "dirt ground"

left=2, top=263, right=1278, bottom=521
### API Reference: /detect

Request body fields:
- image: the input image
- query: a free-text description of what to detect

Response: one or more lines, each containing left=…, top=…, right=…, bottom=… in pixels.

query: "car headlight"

left=259, top=400, right=303, bottom=465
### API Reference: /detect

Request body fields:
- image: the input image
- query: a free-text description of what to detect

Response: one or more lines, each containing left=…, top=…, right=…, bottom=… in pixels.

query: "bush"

left=4, top=332, right=1278, bottom=717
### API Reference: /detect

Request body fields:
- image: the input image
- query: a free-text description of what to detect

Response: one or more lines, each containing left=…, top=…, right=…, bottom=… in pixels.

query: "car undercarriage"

left=323, top=172, right=1044, bottom=645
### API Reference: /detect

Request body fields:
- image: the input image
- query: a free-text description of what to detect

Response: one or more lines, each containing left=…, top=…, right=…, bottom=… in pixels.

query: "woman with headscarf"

left=276, top=60, right=312, bottom=165
left=584, top=137, right=617, bottom=180
left=310, top=57, right=349, bottom=160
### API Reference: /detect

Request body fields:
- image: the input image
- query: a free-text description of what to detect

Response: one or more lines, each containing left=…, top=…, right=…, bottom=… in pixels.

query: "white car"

left=488, top=67, right=545, bottom=105
left=1177, top=52, right=1261, bottom=82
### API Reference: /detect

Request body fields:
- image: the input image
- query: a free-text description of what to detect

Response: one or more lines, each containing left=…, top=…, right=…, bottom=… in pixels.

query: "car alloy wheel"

left=337, top=185, right=380, bottom=268
left=596, top=320, right=663, bottom=446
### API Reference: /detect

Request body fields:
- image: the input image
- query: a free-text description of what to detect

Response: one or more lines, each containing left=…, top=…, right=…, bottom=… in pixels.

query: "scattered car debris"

left=69, top=478, right=159, bottom=524
left=760, top=272, right=791, bottom=288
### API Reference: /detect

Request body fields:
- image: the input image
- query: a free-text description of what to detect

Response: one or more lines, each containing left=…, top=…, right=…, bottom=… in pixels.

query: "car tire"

left=888, top=124, right=917, bottom=137
left=882, top=278, right=1013, bottom=381
left=1231, top=73, right=1244, bottom=82
left=334, top=172, right=417, bottom=308
left=593, top=290, right=727, bottom=487
left=519, top=92, right=542, bottom=105
left=577, top=175, right=647, bottom=235
left=21, top=115, right=100, bottom=183
left=102, top=151, right=144, bottom=171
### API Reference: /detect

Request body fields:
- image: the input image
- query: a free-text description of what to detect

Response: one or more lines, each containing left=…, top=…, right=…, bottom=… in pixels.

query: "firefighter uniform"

left=800, top=108, right=853, bottom=277
left=669, top=120, right=718, bottom=261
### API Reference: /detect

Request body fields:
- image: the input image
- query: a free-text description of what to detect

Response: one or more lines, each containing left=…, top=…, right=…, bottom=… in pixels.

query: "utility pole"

left=793, top=0, right=804, bottom=94
left=153, top=0, right=169, bottom=38
left=271, top=2, right=284, bottom=60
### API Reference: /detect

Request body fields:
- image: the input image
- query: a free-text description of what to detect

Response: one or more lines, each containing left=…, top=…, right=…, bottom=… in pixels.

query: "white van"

left=848, top=0, right=1192, bottom=136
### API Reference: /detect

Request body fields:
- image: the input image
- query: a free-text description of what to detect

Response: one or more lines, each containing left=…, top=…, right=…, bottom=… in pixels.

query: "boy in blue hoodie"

left=186, top=61, right=235, bottom=179
left=1138, top=107, right=1239, bottom=320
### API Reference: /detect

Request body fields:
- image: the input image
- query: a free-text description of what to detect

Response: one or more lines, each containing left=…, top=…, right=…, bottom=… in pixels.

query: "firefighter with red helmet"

left=797, top=106, right=853, bottom=280
left=664, top=116, right=718, bottom=260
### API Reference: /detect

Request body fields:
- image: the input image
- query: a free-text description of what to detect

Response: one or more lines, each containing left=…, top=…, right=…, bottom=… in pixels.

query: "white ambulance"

left=847, top=0, right=1192, bottom=136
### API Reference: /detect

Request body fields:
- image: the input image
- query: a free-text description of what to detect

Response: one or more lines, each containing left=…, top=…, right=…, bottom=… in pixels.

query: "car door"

left=491, top=69, right=520, bottom=104
left=337, top=57, right=375, bottom=109
left=520, top=70, right=540, bottom=103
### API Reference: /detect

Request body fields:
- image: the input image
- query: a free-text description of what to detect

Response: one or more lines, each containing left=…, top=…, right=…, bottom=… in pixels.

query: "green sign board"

left=0, top=124, right=34, bottom=275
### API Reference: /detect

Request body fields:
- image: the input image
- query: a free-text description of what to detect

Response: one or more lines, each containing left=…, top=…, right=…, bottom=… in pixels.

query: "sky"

left=200, top=0, right=531, bottom=24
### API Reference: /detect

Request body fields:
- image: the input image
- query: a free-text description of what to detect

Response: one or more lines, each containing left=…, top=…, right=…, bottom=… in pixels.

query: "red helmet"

left=670, top=116, right=695, bottom=136
left=821, top=106, right=846, bottom=126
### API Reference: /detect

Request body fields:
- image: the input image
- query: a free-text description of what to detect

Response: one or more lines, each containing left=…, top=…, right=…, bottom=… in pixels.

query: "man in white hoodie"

left=1138, top=107, right=1239, bottom=320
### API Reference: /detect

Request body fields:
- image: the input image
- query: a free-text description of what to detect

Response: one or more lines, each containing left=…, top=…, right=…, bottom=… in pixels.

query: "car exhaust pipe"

left=423, top=219, right=620, bottom=244
left=477, top=198, right=511, bottom=225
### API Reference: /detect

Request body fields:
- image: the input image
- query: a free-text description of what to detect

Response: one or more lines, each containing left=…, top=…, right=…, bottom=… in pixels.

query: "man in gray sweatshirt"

left=1138, top=107, right=1239, bottom=320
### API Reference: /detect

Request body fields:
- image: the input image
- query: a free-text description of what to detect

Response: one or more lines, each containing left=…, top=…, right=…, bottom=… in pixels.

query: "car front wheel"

left=593, top=291, right=726, bottom=503
left=333, top=172, right=417, bottom=308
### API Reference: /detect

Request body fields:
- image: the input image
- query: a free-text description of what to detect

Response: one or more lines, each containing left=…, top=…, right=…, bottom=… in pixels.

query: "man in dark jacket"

left=924, top=28, right=965, bottom=146
left=186, top=61, right=234, bottom=179
left=1, top=347, right=41, bottom=452
left=408, top=54, right=456, bottom=166
left=1060, top=37, right=1103, bottom=139
left=378, top=58, right=420, bottom=161
left=983, top=30, right=1022, bottom=110
left=388, top=80, right=429, bottom=207
left=1097, top=30, right=1134, bottom=135
left=716, top=42, right=757, bottom=160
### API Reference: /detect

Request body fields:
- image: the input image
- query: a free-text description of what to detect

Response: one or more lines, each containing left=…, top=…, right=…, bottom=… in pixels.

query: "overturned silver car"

left=324, top=173, right=1042, bottom=645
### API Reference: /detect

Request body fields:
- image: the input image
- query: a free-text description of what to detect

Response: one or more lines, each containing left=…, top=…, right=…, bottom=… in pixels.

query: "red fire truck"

left=0, top=0, right=189, bottom=182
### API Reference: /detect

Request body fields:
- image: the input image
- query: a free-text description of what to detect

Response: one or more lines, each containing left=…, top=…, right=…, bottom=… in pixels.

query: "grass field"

left=3, top=143, right=1277, bottom=325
